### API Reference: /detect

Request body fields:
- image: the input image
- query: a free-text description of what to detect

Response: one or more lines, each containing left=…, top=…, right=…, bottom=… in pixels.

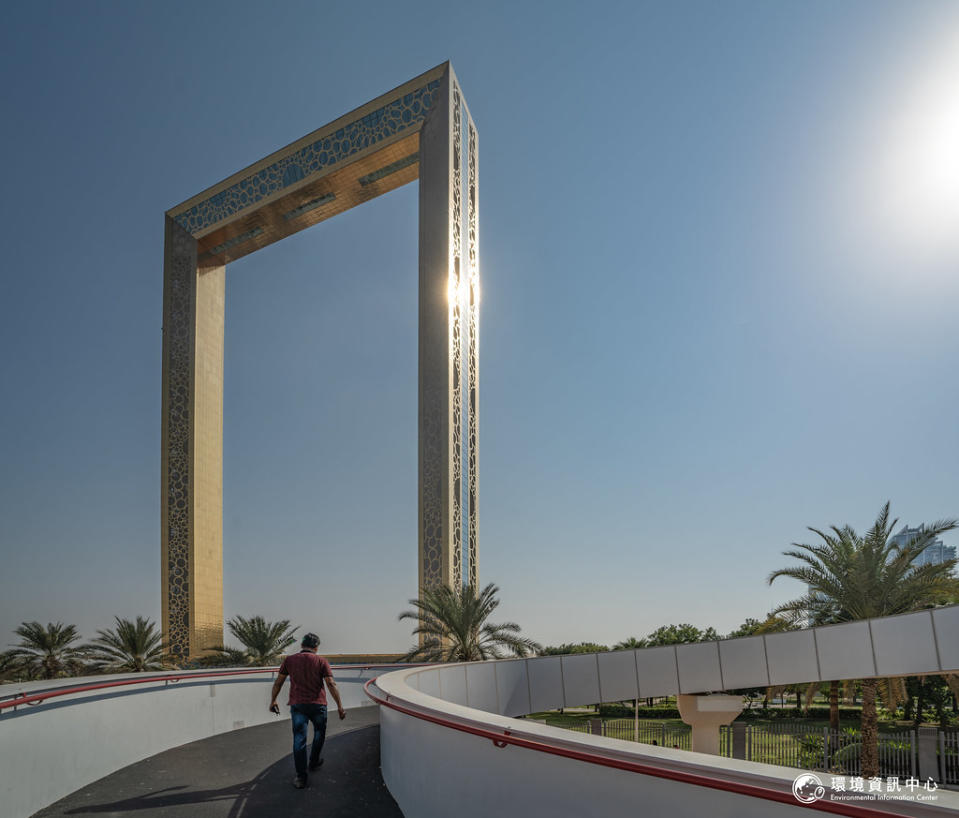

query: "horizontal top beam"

left=165, top=62, right=451, bottom=263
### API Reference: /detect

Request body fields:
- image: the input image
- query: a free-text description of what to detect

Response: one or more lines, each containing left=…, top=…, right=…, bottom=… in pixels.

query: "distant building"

left=891, top=525, right=957, bottom=567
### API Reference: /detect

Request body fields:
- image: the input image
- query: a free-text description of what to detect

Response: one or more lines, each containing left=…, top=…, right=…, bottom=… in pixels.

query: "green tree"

left=7, top=622, right=87, bottom=679
left=84, top=616, right=167, bottom=672
left=0, top=650, right=23, bottom=682
left=196, top=646, right=251, bottom=668
left=541, top=642, right=609, bottom=655
left=769, top=502, right=959, bottom=777
left=725, top=618, right=763, bottom=640
left=643, top=623, right=717, bottom=646
left=209, top=616, right=298, bottom=666
left=613, top=637, right=646, bottom=650
left=903, top=675, right=957, bottom=728
left=400, top=583, right=541, bottom=662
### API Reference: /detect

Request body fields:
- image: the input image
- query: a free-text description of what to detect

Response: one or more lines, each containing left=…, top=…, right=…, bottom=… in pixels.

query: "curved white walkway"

left=0, top=665, right=381, bottom=818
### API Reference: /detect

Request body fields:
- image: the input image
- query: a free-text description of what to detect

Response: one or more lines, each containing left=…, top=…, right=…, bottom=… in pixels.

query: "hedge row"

left=597, top=703, right=864, bottom=720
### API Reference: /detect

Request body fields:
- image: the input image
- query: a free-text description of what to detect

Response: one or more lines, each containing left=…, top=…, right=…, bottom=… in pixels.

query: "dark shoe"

left=293, top=775, right=307, bottom=789
left=308, top=757, right=324, bottom=771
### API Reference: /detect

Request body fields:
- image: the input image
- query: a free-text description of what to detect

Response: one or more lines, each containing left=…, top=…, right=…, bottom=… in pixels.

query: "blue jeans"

left=290, top=703, right=328, bottom=776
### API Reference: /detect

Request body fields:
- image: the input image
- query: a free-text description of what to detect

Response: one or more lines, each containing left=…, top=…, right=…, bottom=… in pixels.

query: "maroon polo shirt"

left=278, top=650, right=333, bottom=706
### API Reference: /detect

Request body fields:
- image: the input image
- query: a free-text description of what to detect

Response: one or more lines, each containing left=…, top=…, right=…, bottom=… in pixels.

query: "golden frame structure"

left=161, top=63, right=478, bottom=658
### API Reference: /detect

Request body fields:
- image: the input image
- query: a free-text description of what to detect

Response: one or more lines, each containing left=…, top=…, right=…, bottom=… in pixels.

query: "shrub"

left=598, top=703, right=681, bottom=719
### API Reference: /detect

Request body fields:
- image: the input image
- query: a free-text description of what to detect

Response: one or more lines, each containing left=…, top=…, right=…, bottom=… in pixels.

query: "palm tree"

left=399, top=583, right=541, bottom=662
left=769, top=502, right=959, bottom=777
left=208, top=616, right=298, bottom=666
left=196, top=645, right=251, bottom=668
left=84, top=616, right=167, bottom=672
left=0, top=650, right=23, bottom=682
left=7, top=621, right=87, bottom=679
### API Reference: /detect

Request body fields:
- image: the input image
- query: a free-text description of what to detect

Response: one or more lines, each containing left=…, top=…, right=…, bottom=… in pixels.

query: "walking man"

left=269, top=632, right=346, bottom=788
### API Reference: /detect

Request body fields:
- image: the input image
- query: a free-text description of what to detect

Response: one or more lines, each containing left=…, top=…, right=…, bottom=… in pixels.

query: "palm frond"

left=226, top=616, right=298, bottom=665
left=399, top=583, right=538, bottom=663
left=8, top=621, right=86, bottom=679
left=84, top=616, right=167, bottom=672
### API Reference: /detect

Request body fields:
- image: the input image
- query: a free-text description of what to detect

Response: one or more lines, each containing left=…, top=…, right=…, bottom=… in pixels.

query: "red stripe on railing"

left=0, top=664, right=413, bottom=712
left=364, top=678, right=900, bottom=818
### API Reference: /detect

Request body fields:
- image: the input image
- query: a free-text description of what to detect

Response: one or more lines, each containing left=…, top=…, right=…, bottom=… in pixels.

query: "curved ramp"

left=30, top=706, right=400, bottom=818
left=372, top=606, right=959, bottom=818
left=0, top=665, right=384, bottom=818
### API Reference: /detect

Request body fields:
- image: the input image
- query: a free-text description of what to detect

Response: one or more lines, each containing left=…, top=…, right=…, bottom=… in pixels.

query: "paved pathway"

left=34, top=706, right=403, bottom=818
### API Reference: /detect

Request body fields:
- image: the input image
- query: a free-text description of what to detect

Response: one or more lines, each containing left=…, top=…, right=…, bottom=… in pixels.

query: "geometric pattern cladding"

left=161, top=222, right=195, bottom=658
left=419, top=74, right=479, bottom=593
left=173, top=80, right=441, bottom=236
left=466, top=115, right=479, bottom=587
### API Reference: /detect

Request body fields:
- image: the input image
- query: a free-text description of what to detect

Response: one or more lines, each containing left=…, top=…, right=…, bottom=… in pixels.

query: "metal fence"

left=544, top=717, right=920, bottom=778
left=562, top=722, right=591, bottom=736
left=719, top=723, right=914, bottom=776
left=734, top=721, right=824, bottom=769
left=602, top=719, right=691, bottom=750
left=941, top=729, right=959, bottom=786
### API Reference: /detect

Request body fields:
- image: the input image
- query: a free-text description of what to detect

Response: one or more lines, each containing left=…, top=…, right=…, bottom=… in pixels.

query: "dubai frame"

left=161, top=63, right=479, bottom=659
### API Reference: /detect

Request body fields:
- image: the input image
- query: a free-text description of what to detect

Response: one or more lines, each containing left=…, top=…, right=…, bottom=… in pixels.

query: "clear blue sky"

left=1, top=0, right=957, bottom=653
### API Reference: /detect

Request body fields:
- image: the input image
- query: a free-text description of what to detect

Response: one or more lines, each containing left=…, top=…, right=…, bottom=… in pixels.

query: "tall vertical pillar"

left=417, top=65, right=480, bottom=600
left=161, top=216, right=224, bottom=661
left=466, top=114, right=480, bottom=588
left=418, top=68, right=459, bottom=594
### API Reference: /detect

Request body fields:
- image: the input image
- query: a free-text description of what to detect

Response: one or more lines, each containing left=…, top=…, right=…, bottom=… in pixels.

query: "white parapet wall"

left=378, top=692, right=809, bottom=818
left=399, top=607, right=959, bottom=713
left=372, top=606, right=959, bottom=818
left=0, top=665, right=381, bottom=818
